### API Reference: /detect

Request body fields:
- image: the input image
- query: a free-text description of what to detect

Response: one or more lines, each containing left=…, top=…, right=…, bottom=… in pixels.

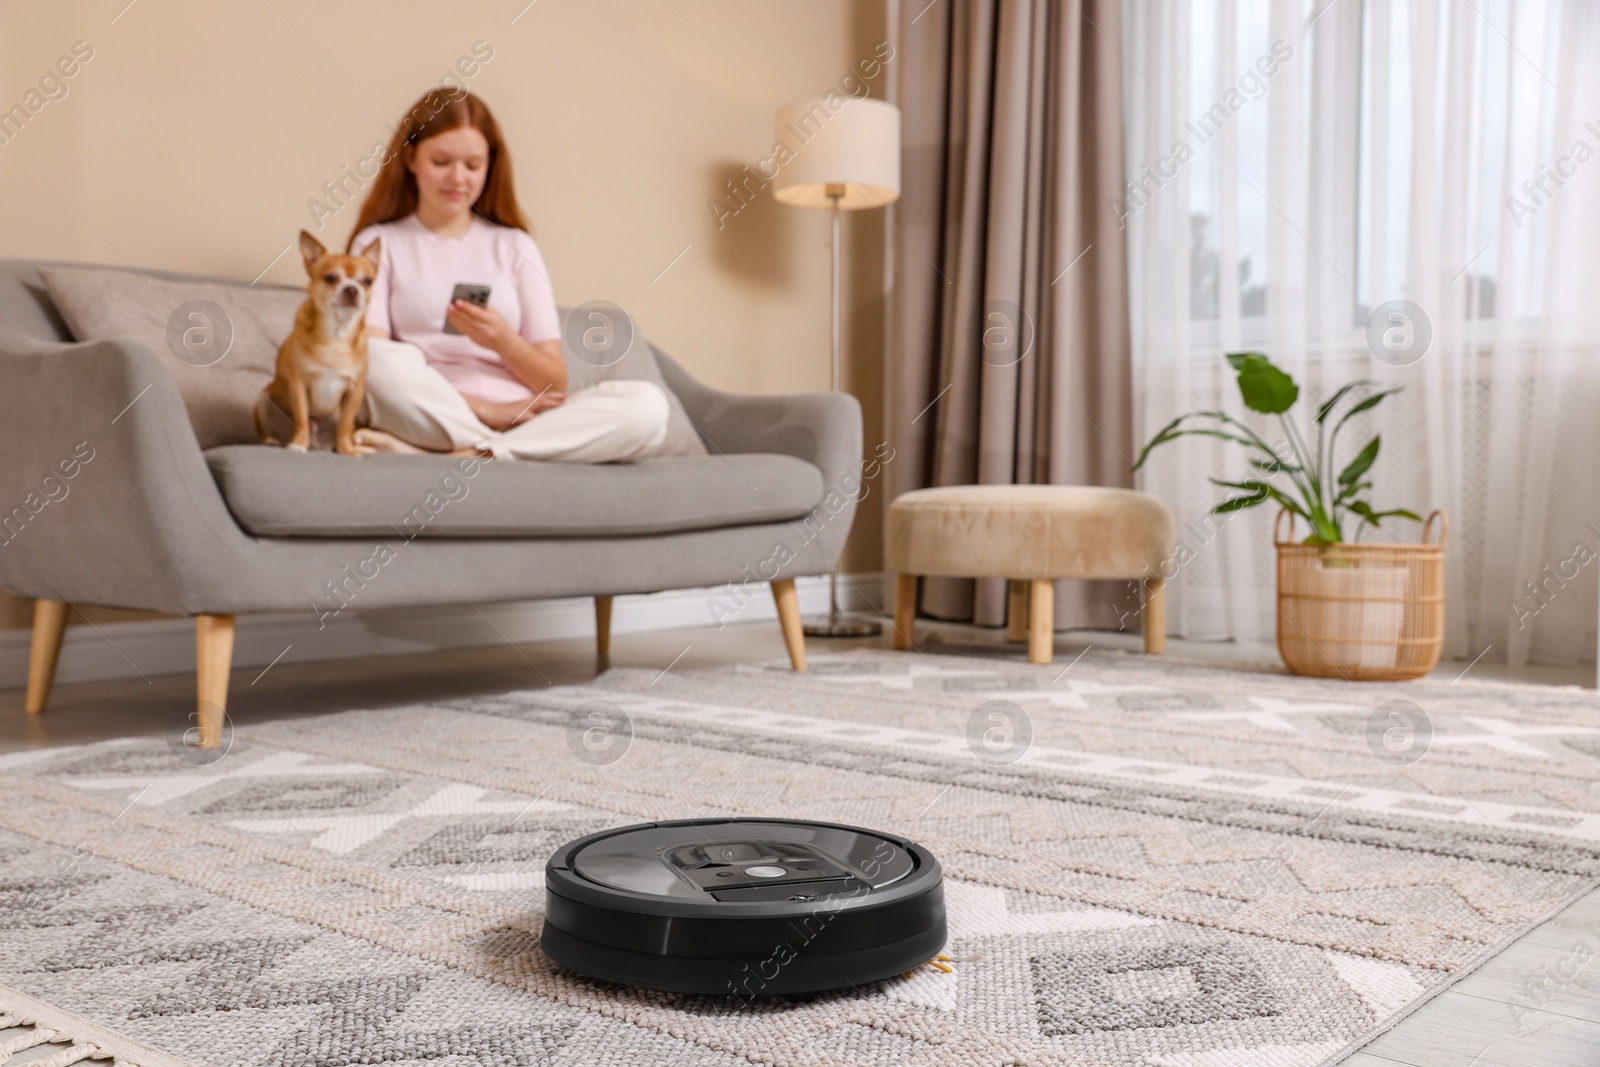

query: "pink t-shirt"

left=352, top=213, right=560, bottom=402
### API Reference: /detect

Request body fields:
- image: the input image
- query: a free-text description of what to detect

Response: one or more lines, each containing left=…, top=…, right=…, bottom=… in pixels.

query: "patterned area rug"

left=1, top=647, right=1598, bottom=1067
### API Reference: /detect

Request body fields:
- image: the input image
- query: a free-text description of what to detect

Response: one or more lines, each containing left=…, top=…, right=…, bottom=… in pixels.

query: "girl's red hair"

left=348, top=90, right=527, bottom=248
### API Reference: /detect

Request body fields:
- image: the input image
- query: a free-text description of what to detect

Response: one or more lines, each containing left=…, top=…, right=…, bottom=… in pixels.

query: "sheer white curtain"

left=1124, top=0, right=1600, bottom=667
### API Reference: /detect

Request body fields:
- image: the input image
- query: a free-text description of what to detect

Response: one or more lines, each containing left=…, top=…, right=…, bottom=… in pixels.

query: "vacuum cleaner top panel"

left=541, top=819, right=946, bottom=994
left=559, top=819, right=921, bottom=904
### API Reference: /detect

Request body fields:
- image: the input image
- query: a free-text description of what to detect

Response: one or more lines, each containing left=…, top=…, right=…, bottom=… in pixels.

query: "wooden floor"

left=1, top=617, right=1596, bottom=1065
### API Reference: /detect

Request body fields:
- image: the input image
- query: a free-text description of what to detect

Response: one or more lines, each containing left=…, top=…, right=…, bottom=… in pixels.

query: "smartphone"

left=443, top=283, right=491, bottom=334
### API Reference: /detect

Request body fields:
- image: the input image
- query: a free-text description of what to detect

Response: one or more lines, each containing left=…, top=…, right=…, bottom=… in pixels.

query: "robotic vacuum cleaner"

left=541, top=818, right=945, bottom=996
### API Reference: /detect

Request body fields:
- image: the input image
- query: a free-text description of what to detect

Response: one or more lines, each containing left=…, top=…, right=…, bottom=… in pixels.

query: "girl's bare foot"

left=354, top=429, right=492, bottom=459
left=353, top=428, right=426, bottom=455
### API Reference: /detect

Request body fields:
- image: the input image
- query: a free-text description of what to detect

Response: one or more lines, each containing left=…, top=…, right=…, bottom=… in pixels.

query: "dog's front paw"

left=287, top=442, right=309, bottom=453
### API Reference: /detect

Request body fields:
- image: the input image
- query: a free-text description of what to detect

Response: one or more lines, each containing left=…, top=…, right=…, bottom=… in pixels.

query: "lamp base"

left=802, top=615, right=883, bottom=638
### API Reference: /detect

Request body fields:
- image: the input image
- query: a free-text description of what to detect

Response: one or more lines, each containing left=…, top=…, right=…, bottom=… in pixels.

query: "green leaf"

left=1132, top=414, right=1186, bottom=470
left=1259, top=484, right=1313, bottom=520
left=1208, top=478, right=1270, bottom=509
left=1351, top=502, right=1423, bottom=526
left=1329, top=387, right=1403, bottom=444
left=1209, top=478, right=1309, bottom=519
left=1338, top=436, right=1380, bottom=486
left=1340, top=387, right=1401, bottom=420
left=1174, top=428, right=1271, bottom=450
left=1315, top=380, right=1375, bottom=424
left=1335, top=480, right=1372, bottom=504
left=1133, top=415, right=1284, bottom=471
left=1212, top=489, right=1268, bottom=513
left=1250, top=457, right=1300, bottom=474
left=1226, top=352, right=1300, bottom=415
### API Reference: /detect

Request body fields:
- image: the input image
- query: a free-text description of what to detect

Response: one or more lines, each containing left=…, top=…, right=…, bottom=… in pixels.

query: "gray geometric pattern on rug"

left=464, top=689, right=1600, bottom=882
left=1030, top=931, right=1284, bottom=1035
left=0, top=647, right=1595, bottom=1067
left=200, top=777, right=405, bottom=814
left=392, top=818, right=617, bottom=869
left=0, top=835, right=589, bottom=1066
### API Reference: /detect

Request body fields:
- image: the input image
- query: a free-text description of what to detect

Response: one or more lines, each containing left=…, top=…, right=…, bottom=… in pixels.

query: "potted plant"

left=1134, top=352, right=1446, bottom=680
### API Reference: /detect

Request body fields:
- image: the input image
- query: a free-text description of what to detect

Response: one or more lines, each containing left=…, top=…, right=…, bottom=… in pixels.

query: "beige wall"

left=0, top=0, right=888, bottom=631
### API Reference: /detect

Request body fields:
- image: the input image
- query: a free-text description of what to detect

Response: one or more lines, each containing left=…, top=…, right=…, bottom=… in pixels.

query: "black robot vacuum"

left=541, top=818, right=945, bottom=996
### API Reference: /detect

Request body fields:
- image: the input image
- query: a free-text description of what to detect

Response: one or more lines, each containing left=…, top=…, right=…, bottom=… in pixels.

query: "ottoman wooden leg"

left=1028, top=578, right=1054, bottom=664
left=1143, top=577, right=1166, bottom=654
left=893, top=573, right=917, bottom=650
left=1006, top=580, right=1029, bottom=643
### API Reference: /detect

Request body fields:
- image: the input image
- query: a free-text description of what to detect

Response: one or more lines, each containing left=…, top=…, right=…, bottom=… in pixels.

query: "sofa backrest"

left=0, top=258, right=303, bottom=348
left=0, top=258, right=709, bottom=457
left=0, top=260, right=73, bottom=346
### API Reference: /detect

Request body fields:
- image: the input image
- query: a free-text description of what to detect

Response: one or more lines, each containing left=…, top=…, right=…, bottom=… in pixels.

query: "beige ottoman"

left=886, top=486, right=1177, bottom=664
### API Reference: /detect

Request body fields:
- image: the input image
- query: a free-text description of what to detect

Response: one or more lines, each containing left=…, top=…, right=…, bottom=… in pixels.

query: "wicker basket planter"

left=1274, top=510, right=1447, bottom=681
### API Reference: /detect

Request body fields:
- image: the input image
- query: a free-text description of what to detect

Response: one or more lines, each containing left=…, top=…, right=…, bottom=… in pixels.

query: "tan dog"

left=255, top=231, right=381, bottom=456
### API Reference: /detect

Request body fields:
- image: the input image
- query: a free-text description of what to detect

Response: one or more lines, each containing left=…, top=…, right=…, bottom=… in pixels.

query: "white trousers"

left=361, top=338, right=669, bottom=462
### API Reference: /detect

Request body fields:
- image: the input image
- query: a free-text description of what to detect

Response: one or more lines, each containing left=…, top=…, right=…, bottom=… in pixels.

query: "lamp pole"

left=804, top=184, right=882, bottom=637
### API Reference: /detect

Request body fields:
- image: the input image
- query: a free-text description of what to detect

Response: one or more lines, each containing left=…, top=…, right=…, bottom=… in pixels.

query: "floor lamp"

left=773, top=96, right=901, bottom=637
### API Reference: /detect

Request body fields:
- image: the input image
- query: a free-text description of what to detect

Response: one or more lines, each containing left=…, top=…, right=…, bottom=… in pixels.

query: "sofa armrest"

left=655, top=348, right=864, bottom=572
left=656, top=348, right=862, bottom=484
left=0, top=337, right=250, bottom=614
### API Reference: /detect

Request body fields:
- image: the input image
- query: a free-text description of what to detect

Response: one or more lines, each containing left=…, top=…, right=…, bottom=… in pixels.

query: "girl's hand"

left=446, top=299, right=517, bottom=354
left=524, top=388, right=567, bottom=416
left=464, top=390, right=567, bottom=430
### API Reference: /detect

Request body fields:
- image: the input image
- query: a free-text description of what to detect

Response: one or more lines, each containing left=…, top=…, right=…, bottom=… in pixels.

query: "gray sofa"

left=0, top=259, right=861, bottom=745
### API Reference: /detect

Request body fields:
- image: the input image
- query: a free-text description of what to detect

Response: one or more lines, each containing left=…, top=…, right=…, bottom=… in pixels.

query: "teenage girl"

left=348, top=90, right=667, bottom=461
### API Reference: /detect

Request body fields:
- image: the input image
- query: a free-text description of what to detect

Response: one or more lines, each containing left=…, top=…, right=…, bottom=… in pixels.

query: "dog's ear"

left=299, top=231, right=328, bottom=275
left=358, top=237, right=381, bottom=271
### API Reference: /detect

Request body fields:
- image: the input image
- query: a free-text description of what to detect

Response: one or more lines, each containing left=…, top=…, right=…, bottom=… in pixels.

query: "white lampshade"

left=772, top=96, right=900, bottom=210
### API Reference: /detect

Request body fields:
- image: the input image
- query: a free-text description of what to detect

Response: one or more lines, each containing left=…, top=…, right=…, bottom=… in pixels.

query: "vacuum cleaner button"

left=699, top=843, right=765, bottom=863
left=744, top=865, right=785, bottom=878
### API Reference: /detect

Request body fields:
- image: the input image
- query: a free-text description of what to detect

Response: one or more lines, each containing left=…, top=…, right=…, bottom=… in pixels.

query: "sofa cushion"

left=559, top=304, right=708, bottom=459
left=40, top=265, right=299, bottom=450
left=0, top=259, right=75, bottom=345
left=204, top=446, right=825, bottom=538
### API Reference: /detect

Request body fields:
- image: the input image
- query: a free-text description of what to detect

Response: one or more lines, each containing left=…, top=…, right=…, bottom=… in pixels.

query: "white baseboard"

left=0, top=573, right=886, bottom=689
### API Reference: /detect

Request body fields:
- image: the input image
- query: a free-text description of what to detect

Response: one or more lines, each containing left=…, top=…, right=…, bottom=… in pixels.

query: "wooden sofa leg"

left=1143, top=577, right=1166, bottom=654
left=1006, top=580, right=1029, bottom=643
left=771, top=579, right=806, bottom=672
left=893, top=573, right=917, bottom=650
left=25, top=598, right=70, bottom=714
left=194, top=614, right=236, bottom=749
left=1028, top=578, right=1054, bottom=665
left=594, top=596, right=612, bottom=658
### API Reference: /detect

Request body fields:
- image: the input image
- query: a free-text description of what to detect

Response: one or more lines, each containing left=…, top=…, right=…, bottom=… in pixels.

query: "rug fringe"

left=0, top=983, right=193, bottom=1067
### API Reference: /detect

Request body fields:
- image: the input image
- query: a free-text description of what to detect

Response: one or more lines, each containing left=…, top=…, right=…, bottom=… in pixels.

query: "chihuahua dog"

left=255, top=231, right=380, bottom=456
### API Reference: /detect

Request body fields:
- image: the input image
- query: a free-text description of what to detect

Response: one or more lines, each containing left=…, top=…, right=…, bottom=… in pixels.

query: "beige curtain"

left=887, top=0, right=1134, bottom=630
